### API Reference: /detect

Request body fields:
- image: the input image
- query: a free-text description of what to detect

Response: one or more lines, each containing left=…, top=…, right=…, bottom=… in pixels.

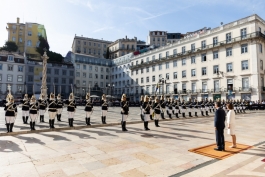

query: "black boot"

left=22, top=116, right=25, bottom=124
left=10, top=123, right=14, bottom=132
left=101, top=116, right=104, bottom=124
left=30, top=121, right=33, bottom=131
left=57, top=114, right=60, bottom=121
left=6, top=123, right=10, bottom=133
left=172, top=111, right=175, bottom=115
left=156, top=120, right=160, bottom=127
left=201, top=111, right=205, bottom=116
left=40, top=116, right=42, bottom=122
left=195, top=112, right=198, bottom=117
left=141, top=114, right=144, bottom=121
left=182, top=113, right=186, bottom=118
left=69, top=118, right=73, bottom=127
left=206, top=111, right=209, bottom=116
left=42, top=115, right=45, bottom=122
left=68, top=119, right=71, bottom=127
left=169, top=114, right=172, bottom=119
left=167, top=110, right=169, bottom=115
left=49, top=119, right=52, bottom=129
left=59, top=114, right=62, bottom=121
left=25, top=116, right=29, bottom=124
left=161, top=112, right=165, bottom=119
left=32, top=122, right=36, bottom=130
left=103, top=116, right=107, bottom=124
left=145, top=121, right=150, bottom=131
left=189, top=112, right=193, bottom=117
left=150, top=115, right=153, bottom=120
left=122, top=121, right=128, bottom=131
left=209, top=109, right=212, bottom=113
left=52, top=119, right=55, bottom=128
left=85, top=118, right=88, bottom=125
left=87, top=117, right=91, bottom=126
left=176, top=113, right=179, bottom=118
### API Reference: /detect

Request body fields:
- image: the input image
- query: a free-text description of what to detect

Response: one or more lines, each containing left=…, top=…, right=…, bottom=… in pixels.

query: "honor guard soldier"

left=243, top=100, right=247, bottom=113
left=142, top=96, right=151, bottom=130
left=160, top=95, right=166, bottom=119
left=200, top=100, right=205, bottom=116
left=38, top=94, right=47, bottom=122
left=181, top=100, right=187, bottom=118
left=85, top=93, right=93, bottom=126
left=205, top=100, right=209, bottom=116
left=4, top=94, right=17, bottom=133
left=101, top=94, right=108, bottom=124
left=152, top=97, right=161, bottom=127
left=48, top=93, right=57, bottom=129
left=188, top=100, right=193, bottom=117
left=140, top=95, right=144, bottom=121
left=20, top=94, right=30, bottom=124
left=120, top=94, right=129, bottom=131
left=56, top=94, right=64, bottom=121
left=66, top=93, right=76, bottom=127
left=193, top=100, right=199, bottom=117
left=166, top=98, right=170, bottom=116
left=167, top=98, right=173, bottom=119
left=174, top=100, right=180, bottom=118
left=149, top=97, right=154, bottom=120
left=29, top=95, right=38, bottom=131
left=172, top=99, right=176, bottom=115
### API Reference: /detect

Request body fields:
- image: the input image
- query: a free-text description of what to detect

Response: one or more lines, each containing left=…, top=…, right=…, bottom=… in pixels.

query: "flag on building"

left=155, top=83, right=159, bottom=93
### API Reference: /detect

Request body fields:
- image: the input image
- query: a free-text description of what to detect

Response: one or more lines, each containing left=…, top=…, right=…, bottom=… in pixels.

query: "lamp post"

left=108, top=84, right=115, bottom=98
left=159, top=78, right=165, bottom=95
left=41, top=49, right=49, bottom=99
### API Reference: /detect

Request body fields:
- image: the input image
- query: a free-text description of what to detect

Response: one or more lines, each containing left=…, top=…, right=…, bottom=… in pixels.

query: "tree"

left=36, top=36, right=50, bottom=55
left=0, top=41, right=18, bottom=52
left=47, top=51, right=63, bottom=63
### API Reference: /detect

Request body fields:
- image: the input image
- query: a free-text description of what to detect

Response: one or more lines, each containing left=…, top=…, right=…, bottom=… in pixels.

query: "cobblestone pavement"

left=0, top=108, right=264, bottom=177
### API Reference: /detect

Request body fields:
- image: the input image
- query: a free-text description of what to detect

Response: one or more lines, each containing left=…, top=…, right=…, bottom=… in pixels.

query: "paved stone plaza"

left=0, top=107, right=264, bottom=176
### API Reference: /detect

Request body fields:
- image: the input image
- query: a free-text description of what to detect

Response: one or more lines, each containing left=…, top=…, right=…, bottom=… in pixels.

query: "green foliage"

left=36, top=36, right=50, bottom=55
left=0, top=41, right=18, bottom=52
left=47, top=50, right=63, bottom=63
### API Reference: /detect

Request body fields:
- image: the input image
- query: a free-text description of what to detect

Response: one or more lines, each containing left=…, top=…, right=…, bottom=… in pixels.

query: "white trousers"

left=22, top=111, right=29, bottom=117
left=49, top=112, right=57, bottom=120
left=154, top=113, right=161, bottom=120
left=68, top=112, right=75, bottom=119
left=168, top=109, right=172, bottom=114
left=86, top=111, right=92, bottom=117
left=144, top=114, right=150, bottom=121
left=6, top=116, right=15, bottom=123
left=205, top=107, right=209, bottom=111
left=122, top=114, right=128, bottom=121
left=101, top=110, right=107, bottom=117
left=150, top=109, right=153, bottom=114
left=39, top=109, right=45, bottom=116
left=57, top=108, right=63, bottom=114
left=30, top=114, right=37, bottom=122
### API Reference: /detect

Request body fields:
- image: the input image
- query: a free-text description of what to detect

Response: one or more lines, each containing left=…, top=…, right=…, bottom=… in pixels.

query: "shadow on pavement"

left=0, top=140, right=23, bottom=152
left=16, top=136, right=46, bottom=145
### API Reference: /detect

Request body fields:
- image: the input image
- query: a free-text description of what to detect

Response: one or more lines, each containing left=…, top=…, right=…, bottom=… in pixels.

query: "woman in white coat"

left=226, top=103, right=237, bottom=148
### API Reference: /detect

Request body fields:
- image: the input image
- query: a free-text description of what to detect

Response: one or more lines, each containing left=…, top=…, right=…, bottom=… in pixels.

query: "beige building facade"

left=71, top=35, right=112, bottom=59
left=147, top=31, right=167, bottom=47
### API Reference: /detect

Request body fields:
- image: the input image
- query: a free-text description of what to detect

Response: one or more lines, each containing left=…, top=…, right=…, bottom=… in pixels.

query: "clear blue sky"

left=1, top=0, right=265, bottom=56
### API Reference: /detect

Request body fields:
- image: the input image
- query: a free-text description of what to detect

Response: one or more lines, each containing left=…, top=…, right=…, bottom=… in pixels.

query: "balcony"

left=179, top=90, right=188, bottom=95
left=211, top=89, right=222, bottom=93
left=130, top=31, right=265, bottom=70
left=191, top=89, right=200, bottom=94
left=239, top=87, right=252, bottom=93
left=201, top=89, right=210, bottom=93
left=224, top=87, right=237, bottom=93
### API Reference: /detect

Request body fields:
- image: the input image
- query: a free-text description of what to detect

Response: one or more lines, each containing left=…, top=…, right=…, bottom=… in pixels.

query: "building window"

left=166, top=62, right=169, bottom=69
left=173, top=49, right=177, bottom=56
left=28, top=31, right=32, bottom=36
left=100, top=75, right=103, bottom=79
left=136, top=78, right=138, bottom=84
left=166, top=73, right=169, bottom=80
left=76, top=64, right=80, bottom=69
left=82, top=65, right=86, bottom=70
left=152, top=76, right=155, bottom=82
left=70, top=71, right=74, bottom=76
left=191, top=43, right=195, bottom=52
left=242, top=60, right=248, bottom=70
left=95, top=74, right=98, bottom=79
left=0, top=74, right=2, bottom=81
left=173, top=72, right=177, bottom=79
left=202, top=82, right=207, bottom=92
left=152, top=55, right=155, bottom=61
left=7, top=74, right=13, bottom=82
left=226, top=33, right=232, bottom=43
left=260, top=44, right=263, bottom=53
left=28, top=75, right=33, bottom=82
left=213, top=65, right=219, bottom=74
left=54, top=78, right=58, bottom=83
left=191, top=69, right=196, bottom=76
left=89, top=66, right=92, bottom=70
left=0, top=64, right=2, bottom=70
left=47, top=68, right=51, bottom=74
left=241, top=28, right=247, bottom=38
left=146, top=77, right=149, bottom=83
left=141, top=68, right=144, bottom=74
left=182, top=84, right=186, bottom=93
left=182, top=46, right=185, bottom=54
left=146, top=67, right=149, bottom=72
left=202, top=67, right=207, bottom=75
left=213, top=37, right=218, bottom=46
left=7, top=55, right=14, bottom=61
left=159, top=64, right=162, bottom=70
left=55, top=69, right=59, bottom=75
left=29, top=66, right=34, bottom=72
left=62, top=70, right=66, bottom=75
left=27, top=40, right=32, bottom=46
left=146, top=57, right=149, bottom=62
left=47, top=77, right=51, bottom=83
left=136, top=69, right=138, bottom=74
left=62, top=78, right=66, bottom=84
left=201, top=40, right=206, bottom=49
left=201, top=53, right=206, bottom=62
left=8, top=65, right=13, bottom=71
left=261, top=60, right=263, bottom=70
left=191, top=56, right=196, bottom=64
left=76, top=72, right=80, bottom=77
left=152, top=65, right=155, bottom=71
left=83, top=81, right=86, bottom=86
left=89, top=73, right=92, bottom=78
left=227, top=63, right=233, bottom=72
left=141, top=78, right=144, bottom=83
left=213, top=51, right=218, bottom=59
left=182, top=70, right=186, bottom=78
left=83, top=73, right=87, bottom=78
left=226, top=47, right=232, bottom=56
left=182, top=58, right=186, bottom=65
left=12, top=37, right=16, bottom=41
left=173, top=60, right=177, bottom=67
left=95, top=66, right=98, bottom=72
left=17, top=65, right=23, bottom=72
left=17, top=75, right=23, bottom=82
left=241, top=44, right=248, bottom=53
left=166, top=51, right=169, bottom=58
left=242, top=77, right=249, bottom=89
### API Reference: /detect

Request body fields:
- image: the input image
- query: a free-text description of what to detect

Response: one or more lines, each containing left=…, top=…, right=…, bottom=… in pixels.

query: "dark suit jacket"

left=214, top=108, right=226, bottom=129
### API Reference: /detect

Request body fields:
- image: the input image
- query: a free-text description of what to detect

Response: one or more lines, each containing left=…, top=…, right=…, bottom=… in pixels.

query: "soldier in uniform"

left=101, top=94, right=108, bottom=124
left=166, top=98, right=170, bottom=116
left=85, top=93, right=93, bottom=126
left=29, top=95, right=38, bottom=131
left=4, top=94, right=17, bottom=133
left=38, top=94, right=47, bottom=122
left=167, top=98, right=173, bottom=119
left=205, top=99, right=209, bottom=116
left=174, top=100, right=179, bottom=118
left=142, top=95, right=151, bottom=130
left=160, top=95, right=166, bottom=119
left=152, top=97, right=161, bottom=127
left=188, top=100, right=193, bottom=117
left=56, top=94, right=64, bottom=121
left=65, top=93, right=76, bottom=127
left=181, top=100, right=187, bottom=118
left=120, top=94, right=129, bottom=131
left=193, top=99, right=199, bottom=117
left=20, top=94, right=30, bottom=124
left=48, top=93, right=57, bottom=129
left=149, top=97, right=154, bottom=120
left=140, top=95, right=144, bottom=121
left=201, top=99, right=205, bottom=116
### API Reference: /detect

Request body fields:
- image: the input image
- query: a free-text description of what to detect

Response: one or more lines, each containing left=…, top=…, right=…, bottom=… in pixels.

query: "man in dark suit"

left=214, top=101, right=226, bottom=151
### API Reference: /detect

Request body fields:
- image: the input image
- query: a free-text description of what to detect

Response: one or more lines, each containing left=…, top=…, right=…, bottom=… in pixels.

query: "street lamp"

left=159, top=78, right=166, bottom=95
left=108, top=84, right=115, bottom=98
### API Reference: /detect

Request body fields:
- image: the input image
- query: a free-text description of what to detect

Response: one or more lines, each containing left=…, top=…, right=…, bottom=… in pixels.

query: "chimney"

left=125, top=35, right=127, bottom=39
left=17, top=17, right=20, bottom=24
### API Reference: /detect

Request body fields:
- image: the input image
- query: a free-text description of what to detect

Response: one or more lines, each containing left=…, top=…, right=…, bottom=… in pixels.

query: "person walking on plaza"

left=226, top=103, right=237, bottom=148
left=84, top=93, right=93, bottom=126
left=66, top=93, right=76, bottom=127
left=56, top=94, right=64, bottom=121
left=38, top=94, right=47, bottom=122
left=160, top=95, right=166, bottom=119
left=140, top=95, right=144, bottom=121
left=142, top=96, right=151, bottom=130
left=120, top=94, right=129, bottom=131
left=20, top=94, right=30, bottom=124
left=4, top=94, right=17, bottom=133
left=214, top=101, right=226, bottom=151
left=101, top=94, right=108, bottom=124
left=48, top=93, right=57, bottom=129
left=29, top=95, right=38, bottom=131
left=152, top=97, right=161, bottom=127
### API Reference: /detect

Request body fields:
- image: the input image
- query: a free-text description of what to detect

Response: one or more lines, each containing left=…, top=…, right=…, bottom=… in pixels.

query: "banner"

left=213, top=94, right=221, bottom=101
